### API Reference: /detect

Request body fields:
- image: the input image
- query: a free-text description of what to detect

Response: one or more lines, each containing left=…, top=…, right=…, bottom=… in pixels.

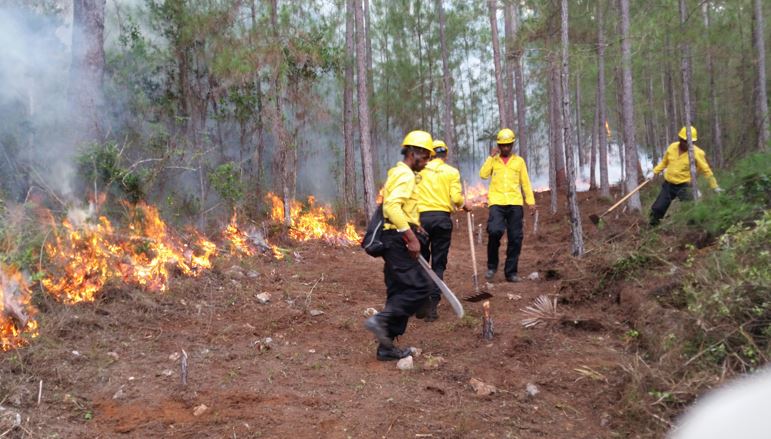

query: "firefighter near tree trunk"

left=479, top=128, right=536, bottom=283
left=416, top=139, right=469, bottom=321
left=364, top=130, right=434, bottom=361
left=649, top=126, right=722, bottom=226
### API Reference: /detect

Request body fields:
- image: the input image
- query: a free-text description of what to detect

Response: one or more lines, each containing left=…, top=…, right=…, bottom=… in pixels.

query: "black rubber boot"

left=364, top=316, right=393, bottom=348
left=376, top=344, right=412, bottom=361
left=424, top=297, right=439, bottom=322
left=485, top=269, right=496, bottom=281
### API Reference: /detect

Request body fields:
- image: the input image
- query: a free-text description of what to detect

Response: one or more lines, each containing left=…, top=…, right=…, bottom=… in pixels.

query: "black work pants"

left=650, top=181, right=692, bottom=225
left=419, top=211, right=453, bottom=301
left=486, top=205, right=524, bottom=278
left=373, top=229, right=431, bottom=339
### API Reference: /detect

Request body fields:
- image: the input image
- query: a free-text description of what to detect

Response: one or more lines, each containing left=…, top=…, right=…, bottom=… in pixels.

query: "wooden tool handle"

left=463, top=181, right=479, bottom=280
left=600, top=178, right=651, bottom=218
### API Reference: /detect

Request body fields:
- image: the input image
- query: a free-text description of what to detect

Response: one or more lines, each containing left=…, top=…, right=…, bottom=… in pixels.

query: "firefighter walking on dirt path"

left=416, top=139, right=469, bottom=322
left=364, top=130, right=434, bottom=361
left=479, top=128, right=536, bottom=283
left=649, top=126, right=722, bottom=226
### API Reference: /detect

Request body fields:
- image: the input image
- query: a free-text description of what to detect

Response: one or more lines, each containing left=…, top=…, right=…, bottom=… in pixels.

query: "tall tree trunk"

left=552, top=58, right=567, bottom=188
left=548, top=65, right=558, bottom=214
left=560, top=0, right=584, bottom=256
left=679, top=0, right=700, bottom=199
left=70, top=0, right=105, bottom=145
left=436, top=0, right=456, bottom=155
left=591, top=102, right=598, bottom=189
left=665, top=34, right=679, bottom=141
left=619, top=0, right=641, bottom=210
left=702, top=2, right=723, bottom=166
left=355, top=0, right=377, bottom=217
left=512, top=3, right=528, bottom=162
left=597, top=0, right=610, bottom=198
left=754, top=0, right=769, bottom=150
left=488, top=0, right=508, bottom=128
left=575, top=73, right=583, bottom=173
left=503, top=1, right=517, bottom=130
left=343, top=0, right=356, bottom=213
left=661, top=71, right=671, bottom=152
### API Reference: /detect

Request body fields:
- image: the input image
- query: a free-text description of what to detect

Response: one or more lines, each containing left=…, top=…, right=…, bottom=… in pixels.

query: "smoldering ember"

left=0, top=1, right=769, bottom=437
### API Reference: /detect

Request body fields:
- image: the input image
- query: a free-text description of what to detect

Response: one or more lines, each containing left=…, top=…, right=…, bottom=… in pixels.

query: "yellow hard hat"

left=432, top=139, right=448, bottom=154
left=401, top=130, right=434, bottom=154
left=678, top=126, right=698, bottom=142
left=496, top=128, right=516, bottom=144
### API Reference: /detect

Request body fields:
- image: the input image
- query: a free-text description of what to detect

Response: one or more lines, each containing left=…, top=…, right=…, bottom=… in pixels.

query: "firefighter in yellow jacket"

left=479, top=128, right=536, bottom=282
left=649, top=126, right=722, bottom=226
left=416, top=139, right=468, bottom=321
left=364, top=130, right=433, bottom=361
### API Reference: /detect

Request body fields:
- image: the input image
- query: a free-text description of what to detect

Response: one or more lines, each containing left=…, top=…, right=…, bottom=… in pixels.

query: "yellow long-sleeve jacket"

left=417, top=158, right=464, bottom=213
left=383, top=161, right=420, bottom=231
left=653, top=142, right=718, bottom=189
left=479, top=154, right=535, bottom=207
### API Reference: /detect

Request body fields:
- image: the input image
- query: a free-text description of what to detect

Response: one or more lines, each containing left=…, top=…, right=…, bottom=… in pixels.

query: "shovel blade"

left=463, top=291, right=493, bottom=302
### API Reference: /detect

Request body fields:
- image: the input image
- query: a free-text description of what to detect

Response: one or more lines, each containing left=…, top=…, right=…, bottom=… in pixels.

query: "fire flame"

left=605, top=120, right=612, bottom=139
left=465, top=183, right=488, bottom=207
left=1, top=265, right=39, bottom=351
left=266, top=193, right=361, bottom=246
left=43, top=202, right=218, bottom=303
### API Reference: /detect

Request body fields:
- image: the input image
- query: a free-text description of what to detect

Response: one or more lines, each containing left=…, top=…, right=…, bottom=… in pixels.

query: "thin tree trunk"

left=754, top=0, right=769, bottom=150
left=665, top=34, right=678, bottom=141
left=560, top=0, right=584, bottom=256
left=575, top=73, right=583, bottom=174
left=512, top=2, right=528, bottom=162
left=702, top=2, right=723, bottom=166
left=552, top=59, right=567, bottom=188
left=619, top=0, right=641, bottom=210
left=436, top=0, right=456, bottom=155
left=355, top=0, right=377, bottom=217
left=343, top=0, right=356, bottom=213
left=70, top=0, right=105, bottom=145
left=661, top=70, right=671, bottom=154
left=548, top=65, right=558, bottom=214
left=591, top=102, right=598, bottom=189
left=488, top=0, right=508, bottom=128
left=503, top=1, right=517, bottom=130
left=679, top=0, right=700, bottom=199
left=597, top=0, right=610, bottom=198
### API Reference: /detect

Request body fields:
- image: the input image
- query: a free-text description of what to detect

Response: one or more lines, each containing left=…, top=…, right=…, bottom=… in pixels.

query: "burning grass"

left=265, top=193, right=360, bottom=246
left=0, top=264, right=39, bottom=351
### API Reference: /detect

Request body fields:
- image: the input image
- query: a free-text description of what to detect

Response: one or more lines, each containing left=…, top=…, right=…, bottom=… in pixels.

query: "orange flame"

left=265, top=193, right=360, bottom=246
left=43, top=202, right=218, bottom=303
left=1, top=265, right=39, bottom=351
left=223, top=213, right=256, bottom=257
left=605, top=120, right=612, bottom=139
left=465, top=183, right=488, bottom=207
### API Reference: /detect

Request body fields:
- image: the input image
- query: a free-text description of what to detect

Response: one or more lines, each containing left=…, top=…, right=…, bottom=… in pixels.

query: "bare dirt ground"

left=1, top=191, right=649, bottom=438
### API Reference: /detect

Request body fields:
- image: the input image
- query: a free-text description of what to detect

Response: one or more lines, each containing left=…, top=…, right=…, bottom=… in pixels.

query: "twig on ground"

left=304, top=274, right=324, bottom=309
left=180, top=349, right=188, bottom=386
left=37, top=380, right=43, bottom=405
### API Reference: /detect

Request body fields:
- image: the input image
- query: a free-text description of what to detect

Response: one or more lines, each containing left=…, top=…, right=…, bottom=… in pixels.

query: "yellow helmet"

left=678, top=126, right=698, bottom=142
left=401, top=130, right=434, bottom=154
left=496, top=128, right=516, bottom=144
left=432, top=139, right=448, bottom=155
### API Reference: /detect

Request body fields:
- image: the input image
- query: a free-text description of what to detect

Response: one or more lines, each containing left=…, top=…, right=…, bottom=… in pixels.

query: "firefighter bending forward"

left=364, top=130, right=434, bottom=361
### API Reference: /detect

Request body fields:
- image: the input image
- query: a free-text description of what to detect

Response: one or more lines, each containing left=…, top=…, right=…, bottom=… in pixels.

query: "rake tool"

left=462, top=181, right=492, bottom=302
left=589, top=178, right=652, bottom=226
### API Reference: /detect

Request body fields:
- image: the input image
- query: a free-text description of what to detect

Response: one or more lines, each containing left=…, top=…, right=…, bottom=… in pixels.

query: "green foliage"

left=209, top=162, right=243, bottom=208
left=667, top=152, right=771, bottom=236
left=76, top=143, right=146, bottom=204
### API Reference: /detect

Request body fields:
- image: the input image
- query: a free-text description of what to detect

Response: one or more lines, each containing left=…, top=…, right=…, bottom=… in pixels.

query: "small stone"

left=107, top=352, right=119, bottom=361
left=255, top=293, right=271, bottom=304
left=161, top=369, right=174, bottom=377
left=309, top=309, right=324, bottom=317
left=423, top=356, right=446, bottom=370
left=363, top=307, right=378, bottom=317
left=469, top=378, right=496, bottom=396
left=71, top=351, right=81, bottom=357
left=264, top=337, right=273, bottom=344
left=0, top=406, right=22, bottom=432
left=600, top=413, right=611, bottom=428
left=225, top=266, right=245, bottom=280
left=506, top=293, right=522, bottom=301
left=193, top=404, right=208, bottom=417
left=527, top=272, right=540, bottom=281
left=525, top=383, right=540, bottom=397
left=112, top=386, right=126, bottom=400
left=230, top=279, right=242, bottom=288
left=127, top=376, right=136, bottom=381
left=396, top=356, right=414, bottom=370
left=169, top=352, right=181, bottom=362
left=308, top=349, right=316, bottom=353
left=247, top=270, right=260, bottom=279
left=409, top=347, right=422, bottom=358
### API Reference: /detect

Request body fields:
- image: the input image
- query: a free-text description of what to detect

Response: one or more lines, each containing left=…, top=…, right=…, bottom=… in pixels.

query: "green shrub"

left=209, top=162, right=244, bottom=209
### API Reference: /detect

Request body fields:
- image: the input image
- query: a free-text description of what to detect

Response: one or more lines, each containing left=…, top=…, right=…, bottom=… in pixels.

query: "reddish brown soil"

left=1, top=191, right=652, bottom=438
